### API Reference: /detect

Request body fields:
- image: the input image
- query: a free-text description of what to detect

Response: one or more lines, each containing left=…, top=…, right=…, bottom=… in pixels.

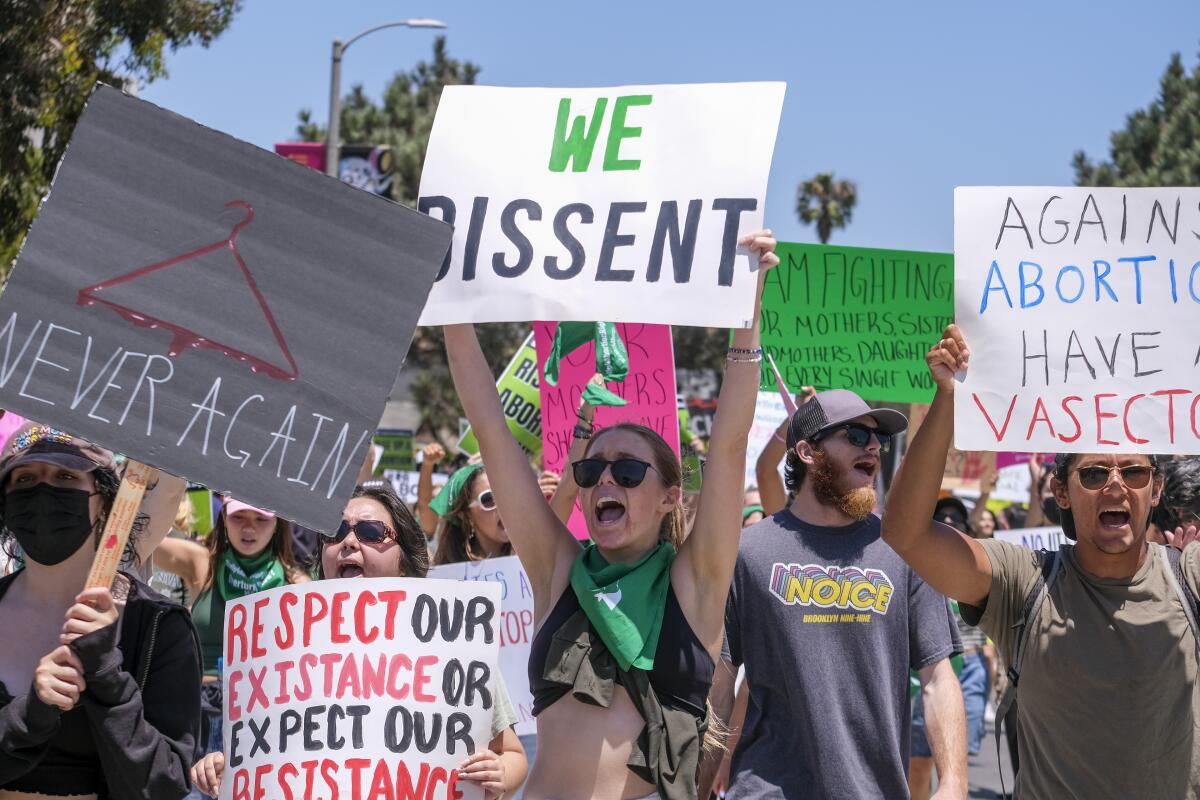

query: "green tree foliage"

left=796, top=173, right=857, bottom=244
left=0, top=0, right=240, bottom=271
left=1074, top=50, right=1200, bottom=186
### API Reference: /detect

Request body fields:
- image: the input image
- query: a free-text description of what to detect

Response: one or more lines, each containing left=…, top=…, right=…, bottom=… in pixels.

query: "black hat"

left=786, top=389, right=908, bottom=450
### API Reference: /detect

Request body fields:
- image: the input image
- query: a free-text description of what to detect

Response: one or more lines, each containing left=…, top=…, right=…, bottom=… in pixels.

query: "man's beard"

left=810, top=450, right=876, bottom=520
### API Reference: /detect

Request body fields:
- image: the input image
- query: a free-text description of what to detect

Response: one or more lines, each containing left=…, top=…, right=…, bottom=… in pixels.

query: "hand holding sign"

left=925, top=324, right=970, bottom=393
left=60, top=587, right=117, bottom=646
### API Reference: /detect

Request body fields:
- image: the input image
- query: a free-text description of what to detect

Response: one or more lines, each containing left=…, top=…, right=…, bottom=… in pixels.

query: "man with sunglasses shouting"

left=709, top=389, right=967, bottom=799
left=883, top=324, right=1200, bottom=799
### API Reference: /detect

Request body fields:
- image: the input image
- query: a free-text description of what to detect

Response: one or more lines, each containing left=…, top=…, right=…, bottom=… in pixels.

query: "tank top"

left=190, top=585, right=225, bottom=677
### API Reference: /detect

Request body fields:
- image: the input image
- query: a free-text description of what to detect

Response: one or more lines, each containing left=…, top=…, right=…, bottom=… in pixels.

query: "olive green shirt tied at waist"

left=541, top=607, right=707, bottom=800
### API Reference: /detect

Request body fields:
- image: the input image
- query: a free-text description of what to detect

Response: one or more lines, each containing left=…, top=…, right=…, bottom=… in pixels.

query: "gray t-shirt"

left=724, top=510, right=961, bottom=800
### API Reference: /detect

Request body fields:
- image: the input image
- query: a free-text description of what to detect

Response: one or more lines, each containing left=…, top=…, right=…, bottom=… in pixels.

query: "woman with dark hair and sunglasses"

left=0, top=423, right=202, bottom=799
left=443, top=232, right=779, bottom=800
left=883, top=324, right=1200, bottom=799
left=430, top=464, right=513, bottom=565
left=189, top=483, right=528, bottom=799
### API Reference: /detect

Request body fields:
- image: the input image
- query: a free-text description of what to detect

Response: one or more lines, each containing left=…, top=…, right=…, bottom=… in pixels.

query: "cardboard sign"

left=995, top=526, right=1067, bottom=552
left=535, top=322, right=678, bottom=537
left=220, top=579, right=500, bottom=800
left=429, top=556, right=536, bottom=736
left=0, top=85, right=450, bottom=532
left=745, top=391, right=791, bottom=489
left=417, top=83, right=785, bottom=328
left=375, top=429, right=416, bottom=473
left=458, top=332, right=542, bottom=456
left=760, top=242, right=954, bottom=403
left=955, top=187, right=1200, bottom=453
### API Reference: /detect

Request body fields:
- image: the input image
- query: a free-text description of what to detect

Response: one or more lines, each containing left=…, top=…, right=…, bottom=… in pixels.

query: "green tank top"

left=191, top=584, right=226, bottom=677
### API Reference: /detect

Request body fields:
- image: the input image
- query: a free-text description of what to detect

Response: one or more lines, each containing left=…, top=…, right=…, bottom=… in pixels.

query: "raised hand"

left=739, top=229, right=781, bottom=271
left=422, top=442, right=446, bottom=468
left=926, top=324, right=969, bottom=393
left=1166, top=524, right=1200, bottom=552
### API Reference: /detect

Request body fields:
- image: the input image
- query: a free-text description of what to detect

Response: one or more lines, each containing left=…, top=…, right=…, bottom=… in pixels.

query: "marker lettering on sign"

left=547, top=95, right=652, bottom=173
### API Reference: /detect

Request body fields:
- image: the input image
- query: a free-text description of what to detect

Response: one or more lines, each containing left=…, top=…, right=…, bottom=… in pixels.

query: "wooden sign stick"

left=85, top=460, right=160, bottom=590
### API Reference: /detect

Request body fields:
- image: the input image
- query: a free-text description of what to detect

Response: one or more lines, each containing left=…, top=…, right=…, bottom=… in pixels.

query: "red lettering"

left=304, top=593, right=330, bottom=647
left=1094, top=393, right=1119, bottom=445
left=279, top=763, right=299, bottom=800
left=295, top=653, right=318, bottom=701
left=252, top=763, right=273, bottom=800
left=1192, top=394, right=1200, bottom=439
left=321, top=759, right=339, bottom=799
left=331, top=591, right=352, bottom=644
left=388, top=655, right=413, bottom=701
left=276, top=591, right=299, bottom=650
left=321, top=653, right=342, bottom=696
left=1122, top=393, right=1149, bottom=445
left=1152, top=389, right=1190, bottom=443
left=226, top=604, right=248, bottom=668
left=273, top=661, right=294, bottom=704
left=448, top=767, right=464, bottom=800
left=1025, top=396, right=1056, bottom=440
left=232, top=768, right=250, bottom=800
left=250, top=596, right=270, bottom=658
left=345, top=758, right=372, bottom=800
left=396, top=762, right=430, bottom=800
left=227, top=670, right=243, bottom=721
left=336, top=655, right=362, bottom=700
left=427, top=767, right=448, bottom=800
left=356, top=592, right=379, bottom=644
left=361, top=654, right=386, bottom=699
left=247, top=666, right=270, bottom=714
left=972, top=393, right=1018, bottom=442
left=368, top=758, right=394, bottom=800
left=300, top=760, right=319, bottom=799
left=414, top=656, right=438, bottom=703
left=379, top=590, right=407, bottom=640
left=1058, top=396, right=1083, bottom=443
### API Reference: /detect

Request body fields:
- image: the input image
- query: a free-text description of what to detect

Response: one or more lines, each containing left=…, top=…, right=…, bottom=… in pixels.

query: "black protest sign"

left=0, top=85, right=450, bottom=532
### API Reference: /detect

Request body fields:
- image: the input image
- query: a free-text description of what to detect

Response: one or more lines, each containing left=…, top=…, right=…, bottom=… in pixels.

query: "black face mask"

left=6, top=484, right=95, bottom=566
left=1041, top=495, right=1063, bottom=526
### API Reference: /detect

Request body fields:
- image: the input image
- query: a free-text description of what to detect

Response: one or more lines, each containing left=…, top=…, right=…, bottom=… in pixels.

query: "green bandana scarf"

left=569, top=541, right=676, bottom=671
left=429, top=463, right=483, bottom=517
left=217, top=548, right=286, bottom=601
left=544, top=322, right=629, bottom=407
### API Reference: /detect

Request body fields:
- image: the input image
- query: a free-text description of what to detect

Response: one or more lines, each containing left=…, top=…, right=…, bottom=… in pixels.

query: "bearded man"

left=710, top=390, right=967, bottom=800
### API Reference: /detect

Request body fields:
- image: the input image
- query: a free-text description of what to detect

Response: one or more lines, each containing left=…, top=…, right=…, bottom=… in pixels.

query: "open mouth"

left=853, top=459, right=878, bottom=480
left=1098, top=509, right=1131, bottom=529
left=595, top=497, right=627, bottom=526
left=337, top=563, right=364, bottom=578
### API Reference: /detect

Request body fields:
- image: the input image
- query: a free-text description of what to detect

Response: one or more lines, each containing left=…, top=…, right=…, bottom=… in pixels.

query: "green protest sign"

left=459, top=332, right=542, bottom=456
left=759, top=242, right=953, bottom=404
left=374, top=429, right=415, bottom=473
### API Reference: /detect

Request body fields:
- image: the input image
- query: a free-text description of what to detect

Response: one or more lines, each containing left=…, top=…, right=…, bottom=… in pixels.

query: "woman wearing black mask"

left=0, top=423, right=201, bottom=799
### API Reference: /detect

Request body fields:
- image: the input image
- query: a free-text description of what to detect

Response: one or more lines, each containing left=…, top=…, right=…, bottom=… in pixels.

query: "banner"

left=375, top=429, right=416, bottom=473
left=760, top=242, right=953, bottom=403
left=955, top=187, right=1200, bottom=453
left=745, top=391, right=790, bottom=489
left=221, top=579, right=500, bottom=800
left=417, top=82, right=786, bottom=327
left=274, top=142, right=396, bottom=197
left=429, top=556, right=536, bottom=736
left=995, top=526, right=1067, bottom=552
left=535, top=322, right=678, bottom=537
left=0, top=85, right=450, bottom=532
left=458, top=332, right=542, bottom=456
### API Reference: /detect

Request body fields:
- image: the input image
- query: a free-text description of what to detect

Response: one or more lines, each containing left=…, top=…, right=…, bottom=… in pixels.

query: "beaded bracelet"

left=728, top=346, right=763, bottom=355
left=726, top=353, right=763, bottom=364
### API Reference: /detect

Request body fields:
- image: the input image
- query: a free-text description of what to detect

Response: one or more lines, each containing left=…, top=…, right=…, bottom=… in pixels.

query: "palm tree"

left=796, top=173, right=857, bottom=243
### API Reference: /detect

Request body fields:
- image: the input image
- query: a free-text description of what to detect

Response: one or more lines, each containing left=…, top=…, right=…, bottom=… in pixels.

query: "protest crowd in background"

left=1, top=54, right=1199, bottom=800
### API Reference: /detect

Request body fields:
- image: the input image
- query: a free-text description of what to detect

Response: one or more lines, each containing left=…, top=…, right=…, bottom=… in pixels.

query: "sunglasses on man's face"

left=572, top=457, right=655, bottom=489
left=815, top=423, right=893, bottom=453
left=320, top=519, right=397, bottom=545
left=470, top=490, right=497, bottom=511
left=1074, top=464, right=1154, bottom=491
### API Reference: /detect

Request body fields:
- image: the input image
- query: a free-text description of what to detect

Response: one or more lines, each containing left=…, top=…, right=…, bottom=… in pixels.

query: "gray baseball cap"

left=786, top=389, right=908, bottom=449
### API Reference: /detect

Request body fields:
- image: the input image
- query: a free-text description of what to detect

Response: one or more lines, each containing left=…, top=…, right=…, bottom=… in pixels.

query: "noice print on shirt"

left=769, top=563, right=894, bottom=613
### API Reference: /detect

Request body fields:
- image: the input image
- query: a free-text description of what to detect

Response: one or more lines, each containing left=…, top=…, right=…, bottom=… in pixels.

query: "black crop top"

left=528, top=584, right=714, bottom=718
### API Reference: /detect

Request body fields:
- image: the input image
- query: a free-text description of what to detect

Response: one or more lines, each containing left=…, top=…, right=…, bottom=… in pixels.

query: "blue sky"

left=139, top=1, right=1200, bottom=253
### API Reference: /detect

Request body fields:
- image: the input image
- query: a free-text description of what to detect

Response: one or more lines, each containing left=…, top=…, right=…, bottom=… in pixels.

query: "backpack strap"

left=1161, top=544, right=1200, bottom=651
left=994, top=548, right=1061, bottom=794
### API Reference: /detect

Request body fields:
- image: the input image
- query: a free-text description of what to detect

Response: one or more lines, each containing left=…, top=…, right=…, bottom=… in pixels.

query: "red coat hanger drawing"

left=77, top=200, right=299, bottom=382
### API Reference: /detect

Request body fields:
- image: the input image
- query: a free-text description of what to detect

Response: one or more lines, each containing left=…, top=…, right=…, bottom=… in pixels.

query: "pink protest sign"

left=535, top=322, right=679, bottom=538
left=0, top=411, right=28, bottom=450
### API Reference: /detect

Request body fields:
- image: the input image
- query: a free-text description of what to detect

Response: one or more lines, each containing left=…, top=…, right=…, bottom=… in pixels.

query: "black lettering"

left=596, top=202, right=646, bottom=282
left=646, top=199, right=701, bottom=283
left=492, top=199, right=540, bottom=277
left=417, top=195, right=456, bottom=280
left=712, top=198, right=757, bottom=287
left=545, top=203, right=592, bottom=279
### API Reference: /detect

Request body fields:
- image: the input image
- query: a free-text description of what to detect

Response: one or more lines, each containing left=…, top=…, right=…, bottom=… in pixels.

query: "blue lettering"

left=1054, top=265, right=1085, bottom=303
left=1117, top=255, right=1155, bottom=303
left=979, top=260, right=1014, bottom=314
left=1190, top=260, right=1200, bottom=303
left=1019, top=261, right=1045, bottom=308
left=1093, top=260, right=1118, bottom=302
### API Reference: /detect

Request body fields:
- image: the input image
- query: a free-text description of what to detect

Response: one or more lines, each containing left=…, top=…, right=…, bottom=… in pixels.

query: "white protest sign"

left=220, top=579, right=499, bottom=800
left=995, top=526, right=1067, bottom=552
left=429, top=556, right=536, bottom=736
left=418, top=82, right=786, bottom=327
left=955, top=187, right=1200, bottom=454
left=745, top=391, right=790, bottom=489
left=383, top=469, right=448, bottom=506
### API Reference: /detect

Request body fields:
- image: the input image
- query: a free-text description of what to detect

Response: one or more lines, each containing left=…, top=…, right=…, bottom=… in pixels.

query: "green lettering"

left=603, top=95, right=652, bottom=171
left=548, top=97, right=609, bottom=172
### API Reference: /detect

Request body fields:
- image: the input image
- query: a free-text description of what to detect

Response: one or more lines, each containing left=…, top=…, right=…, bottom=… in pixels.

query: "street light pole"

left=324, top=19, right=447, bottom=179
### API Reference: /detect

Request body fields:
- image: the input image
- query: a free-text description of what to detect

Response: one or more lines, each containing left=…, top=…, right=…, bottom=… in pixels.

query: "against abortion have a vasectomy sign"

left=220, top=579, right=500, bottom=800
left=417, top=82, right=785, bottom=328
left=0, top=85, right=451, bottom=531
left=955, top=187, right=1200, bottom=454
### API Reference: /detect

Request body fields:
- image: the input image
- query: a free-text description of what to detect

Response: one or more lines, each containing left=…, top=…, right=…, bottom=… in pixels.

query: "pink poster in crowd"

left=0, top=411, right=28, bottom=450
left=534, top=322, right=679, bottom=538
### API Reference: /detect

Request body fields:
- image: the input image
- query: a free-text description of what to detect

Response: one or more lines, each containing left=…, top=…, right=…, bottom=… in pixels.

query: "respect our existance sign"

left=955, top=188, right=1200, bottom=454
left=221, top=580, right=500, bottom=800
left=0, top=85, right=450, bottom=531
left=417, top=82, right=785, bottom=328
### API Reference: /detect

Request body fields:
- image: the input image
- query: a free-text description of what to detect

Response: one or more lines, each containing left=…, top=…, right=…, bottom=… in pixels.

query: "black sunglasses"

left=320, top=519, right=398, bottom=545
left=814, top=422, right=892, bottom=453
left=1075, top=465, right=1154, bottom=491
left=572, top=458, right=656, bottom=489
